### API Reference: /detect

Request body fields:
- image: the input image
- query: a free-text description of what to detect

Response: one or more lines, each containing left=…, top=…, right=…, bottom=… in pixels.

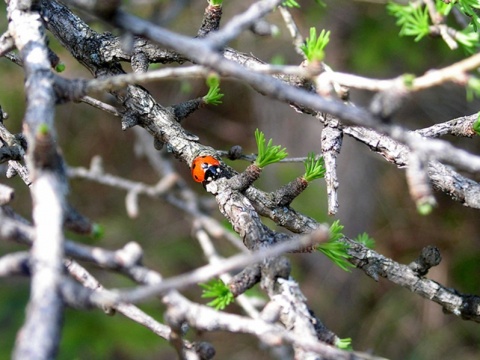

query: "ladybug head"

left=201, top=162, right=222, bottom=182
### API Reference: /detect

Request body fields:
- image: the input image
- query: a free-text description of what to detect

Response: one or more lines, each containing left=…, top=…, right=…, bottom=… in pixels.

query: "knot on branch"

left=121, top=111, right=139, bottom=131
left=227, top=145, right=243, bottom=160
left=459, top=294, right=480, bottom=322
left=408, top=245, right=442, bottom=276
left=192, top=341, right=216, bottom=360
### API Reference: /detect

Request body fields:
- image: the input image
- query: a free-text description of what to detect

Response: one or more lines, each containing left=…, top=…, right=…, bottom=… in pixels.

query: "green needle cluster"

left=457, top=0, right=480, bottom=30
left=203, top=74, right=224, bottom=106
left=282, top=0, right=300, bottom=8
left=473, top=113, right=480, bottom=135
left=388, top=1, right=480, bottom=52
left=303, top=152, right=326, bottom=182
left=317, top=220, right=354, bottom=272
left=388, top=2, right=430, bottom=42
left=300, top=27, right=330, bottom=63
left=355, top=232, right=375, bottom=249
left=467, top=77, right=480, bottom=101
left=92, top=223, right=105, bottom=241
left=254, top=129, right=288, bottom=168
left=208, top=0, right=223, bottom=6
left=335, top=337, right=353, bottom=350
left=199, top=278, right=235, bottom=310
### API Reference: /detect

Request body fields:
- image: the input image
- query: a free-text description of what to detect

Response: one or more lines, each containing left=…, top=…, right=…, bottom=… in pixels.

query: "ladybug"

left=191, top=155, right=223, bottom=183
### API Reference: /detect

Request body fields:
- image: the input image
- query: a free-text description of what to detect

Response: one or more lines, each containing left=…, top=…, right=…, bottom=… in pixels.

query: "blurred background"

left=1, top=0, right=480, bottom=359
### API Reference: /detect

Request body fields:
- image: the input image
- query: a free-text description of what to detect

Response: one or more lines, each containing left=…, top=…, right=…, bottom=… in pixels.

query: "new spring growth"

left=282, top=0, right=300, bottom=8
left=402, top=73, right=416, bottom=89
left=387, top=2, right=430, bottom=42
left=456, top=25, right=479, bottom=54
left=335, top=337, right=353, bottom=351
left=254, top=129, right=288, bottom=168
left=208, top=0, right=223, bottom=6
left=467, top=77, right=480, bottom=101
left=300, top=27, right=330, bottom=63
left=37, top=123, right=50, bottom=136
left=417, top=201, right=434, bottom=216
left=473, top=113, right=480, bottom=136
left=355, top=232, right=375, bottom=249
left=317, top=220, right=354, bottom=272
left=199, top=278, right=234, bottom=310
left=457, top=0, right=480, bottom=31
left=55, top=62, right=66, bottom=73
left=92, top=223, right=105, bottom=241
left=303, top=152, right=326, bottom=182
left=388, top=0, right=480, bottom=52
left=203, top=74, right=224, bottom=106
left=262, top=153, right=325, bottom=207
left=230, top=129, right=287, bottom=189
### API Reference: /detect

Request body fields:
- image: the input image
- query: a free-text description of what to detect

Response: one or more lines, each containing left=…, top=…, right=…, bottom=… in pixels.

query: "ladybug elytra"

left=191, top=155, right=223, bottom=183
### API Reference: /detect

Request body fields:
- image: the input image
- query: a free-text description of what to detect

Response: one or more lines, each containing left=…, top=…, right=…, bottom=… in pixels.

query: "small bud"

left=227, top=145, right=243, bottom=160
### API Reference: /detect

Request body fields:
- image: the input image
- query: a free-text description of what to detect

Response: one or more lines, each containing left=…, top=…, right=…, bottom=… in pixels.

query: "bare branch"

left=117, top=228, right=329, bottom=304
left=0, top=251, right=30, bottom=277
left=8, top=1, right=66, bottom=358
left=346, top=238, right=480, bottom=322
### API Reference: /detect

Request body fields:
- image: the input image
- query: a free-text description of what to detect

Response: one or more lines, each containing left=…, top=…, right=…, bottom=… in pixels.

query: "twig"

left=116, top=228, right=329, bottom=304
left=343, top=125, right=480, bottom=208
left=278, top=6, right=305, bottom=57
left=320, top=118, right=343, bottom=215
left=405, top=151, right=437, bottom=212
left=85, top=65, right=209, bottom=94
left=80, top=96, right=122, bottom=117
left=416, top=113, right=477, bottom=138
left=0, top=251, right=30, bottom=277
left=163, top=291, right=382, bottom=360
left=205, top=0, right=283, bottom=48
left=0, top=31, right=14, bottom=57
left=319, top=52, right=480, bottom=92
left=194, top=225, right=262, bottom=318
left=346, top=237, right=480, bottom=322
left=64, top=259, right=213, bottom=359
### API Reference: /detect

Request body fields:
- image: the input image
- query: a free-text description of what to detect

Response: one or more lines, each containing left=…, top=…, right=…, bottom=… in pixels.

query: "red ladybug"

left=191, top=155, right=223, bottom=183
